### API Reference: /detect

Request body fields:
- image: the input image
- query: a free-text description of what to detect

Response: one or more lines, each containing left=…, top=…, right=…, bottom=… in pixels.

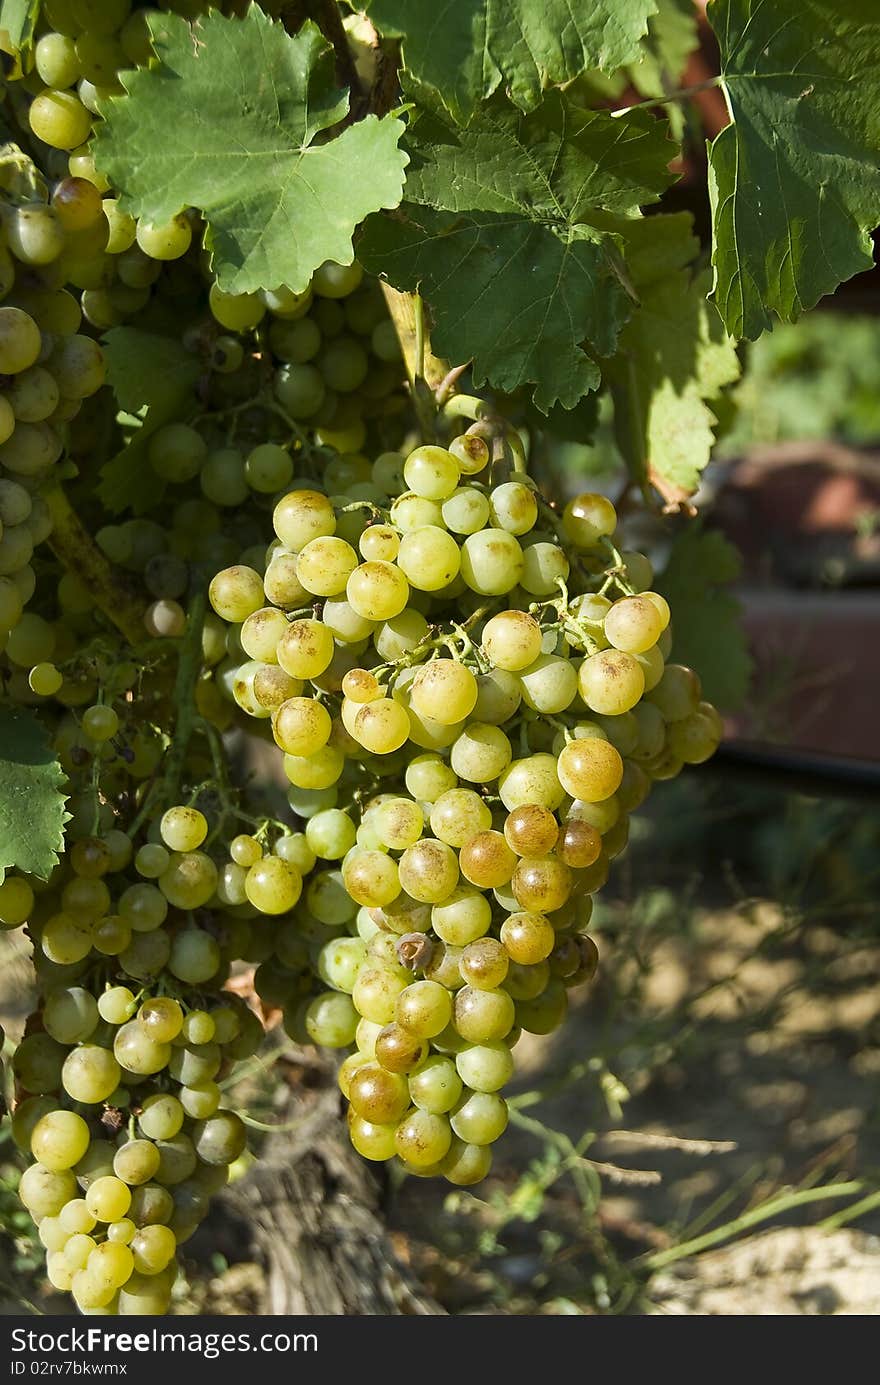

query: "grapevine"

left=0, top=0, right=877, bottom=1319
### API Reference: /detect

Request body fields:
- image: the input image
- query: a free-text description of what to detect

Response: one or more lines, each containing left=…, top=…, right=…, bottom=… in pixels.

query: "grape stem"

left=126, top=587, right=207, bottom=840
left=44, top=485, right=147, bottom=645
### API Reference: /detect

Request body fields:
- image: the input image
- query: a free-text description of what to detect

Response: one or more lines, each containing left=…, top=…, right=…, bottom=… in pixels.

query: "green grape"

left=49, top=334, right=106, bottom=398
left=519, top=541, right=569, bottom=596
left=113, top=1021, right=171, bottom=1076
left=305, top=992, right=358, bottom=1047
left=395, top=1109, right=452, bottom=1169
left=407, top=1056, right=462, bottom=1115
left=453, top=986, right=515, bottom=1043
left=489, top=481, right=538, bottom=535
left=460, top=529, right=524, bottom=595
left=346, top=560, right=409, bottom=621
left=0, top=874, right=35, bottom=926
left=0, top=307, right=42, bottom=374
left=97, top=986, right=136, bottom=1025
left=13, top=1032, right=67, bottom=1094
left=244, top=442, right=293, bottom=493
left=137, top=997, right=183, bottom=1044
left=430, top=886, right=491, bottom=946
left=35, top=32, right=81, bottom=85
left=129, top=1223, right=176, bottom=1275
left=28, top=89, right=92, bottom=150
left=81, top=705, right=119, bottom=741
left=6, top=365, right=60, bottom=422
left=562, top=492, right=617, bottom=547
left=158, top=851, right=218, bottom=909
left=191, top=1111, right=246, bottom=1166
left=274, top=362, right=325, bottom=418
left=448, top=723, right=512, bottom=784
left=179, top=1082, right=221, bottom=1119
left=168, top=929, right=221, bottom=984
left=459, top=937, right=509, bottom=989
left=455, top=1041, right=514, bottom=1093
left=148, top=423, right=206, bottom=482
left=31, top=1110, right=91, bottom=1171
left=450, top=1091, right=509, bottom=1145
left=43, top=986, right=99, bottom=1043
left=208, top=282, right=264, bottom=329
left=138, top=1095, right=184, bottom=1143
left=318, top=336, right=368, bottom=392
left=136, top=215, right=192, bottom=260
left=113, top=1141, right=161, bottom=1186
left=85, top=1175, right=132, bottom=1224
left=62, top=1045, right=121, bottom=1103
left=396, top=526, right=461, bottom=592
left=159, top=806, right=207, bottom=853
left=20, top=1163, right=78, bottom=1219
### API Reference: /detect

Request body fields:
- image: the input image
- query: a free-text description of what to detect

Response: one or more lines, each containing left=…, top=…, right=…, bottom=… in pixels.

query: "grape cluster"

left=207, top=418, right=722, bottom=1181
left=0, top=178, right=107, bottom=668
left=7, top=803, right=274, bottom=1314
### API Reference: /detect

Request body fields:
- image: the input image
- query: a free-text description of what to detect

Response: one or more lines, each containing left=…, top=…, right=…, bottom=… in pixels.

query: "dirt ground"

left=2, top=769, right=879, bottom=1316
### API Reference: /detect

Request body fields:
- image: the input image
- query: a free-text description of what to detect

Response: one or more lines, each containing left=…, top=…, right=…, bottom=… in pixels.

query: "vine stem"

left=44, top=485, right=146, bottom=645
left=640, top=1180, right=864, bottom=1273
left=127, top=587, right=207, bottom=840
left=611, top=76, right=725, bottom=117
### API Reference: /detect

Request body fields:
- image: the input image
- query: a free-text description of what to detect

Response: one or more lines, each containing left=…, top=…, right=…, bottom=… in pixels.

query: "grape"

left=431, top=887, right=491, bottom=946
left=557, top=738, right=623, bottom=801
left=136, top=216, right=192, bottom=261
left=397, top=526, right=461, bottom=591
left=346, top=560, right=409, bottom=621
left=31, top=1110, right=91, bottom=1170
left=62, top=1046, right=121, bottom=1104
left=43, top=986, right=99, bottom=1043
left=29, top=90, right=93, bottom=150
left=455, top=1042, right=515, bottom=1093
left=20, top=1164, right=78, bottom=1219
left=489, top=482, right=538, bottom=535
left=159, top=806, right=208, bottom=853
left=0, top=308, right=42, bottom=374
left=0, top=874, right=35, bottom=926
left=562, top=493, right=617, bottom=547
left=394, top=1109, right=452, bottom=1169
left=460, top=529, right=523, bottom=595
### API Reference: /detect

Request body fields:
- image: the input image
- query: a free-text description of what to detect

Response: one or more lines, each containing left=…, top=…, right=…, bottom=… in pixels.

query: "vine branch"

left=44, top=485, right=147, bottom=646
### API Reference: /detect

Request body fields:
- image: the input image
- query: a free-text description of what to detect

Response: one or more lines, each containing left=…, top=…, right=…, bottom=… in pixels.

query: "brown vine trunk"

left=221, top=1067, right=444, bottom=1316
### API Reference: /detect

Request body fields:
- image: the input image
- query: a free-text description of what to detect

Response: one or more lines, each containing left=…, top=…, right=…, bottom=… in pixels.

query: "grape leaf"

left=0, top=707, right=69, bottom=883
left=361, top=206, right=629, bottom=411
left=96, top=328, right=201, bottom=515
left=361, top=96, right=675, bottom=411
left=602, top=214, right=740, bottom=503
left=708, top=0, right=880, bottom=339
left=404, top=92, right=676, bottom=221
left=657, top=526, right=752, bottom=710
left=364, top=0, right=657, bottom=120
left=101, top=327, right=202, bottom=415
left=630, top=0, right=699, bottom=108
left=0, top=0, right=40, bottom=53
left=93, top=9, right=408, bottom=295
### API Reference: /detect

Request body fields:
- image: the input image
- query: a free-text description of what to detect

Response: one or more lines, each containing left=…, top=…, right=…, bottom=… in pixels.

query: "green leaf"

left=364, top=0, right=657, bottom=120
left=361, top=206, right=629, bottom=411
left=630, top=0, right=699, bottom=99
left=362, top=95, right=675, bottom=411
left=97, top=327, right=201, bottom=515
left=708, top=0, right=880, bottom=338
left=602, top=214, right=741, bottom=502
left=405, top=91, right=676, bottom=220
left=0, top=0, right=40, bottom=53
left=93, top=9, right=408, bottom=294
left=101, top=327, right=201, bottom=415
left=0, top=707, right=68, bottom=883
left=657, top=527, right=752, bottom=710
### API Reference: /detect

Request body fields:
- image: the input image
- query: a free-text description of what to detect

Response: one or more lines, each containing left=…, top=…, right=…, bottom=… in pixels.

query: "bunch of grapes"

left=205, top=413, right=722, bottom=1182
left=6, top=801, right=287, bottom=1315
left=0, top=164, right=107, bottom=674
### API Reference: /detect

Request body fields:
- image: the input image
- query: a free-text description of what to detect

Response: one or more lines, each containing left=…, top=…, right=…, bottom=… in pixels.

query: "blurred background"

left=2, top=1, right=879, bottom=1317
